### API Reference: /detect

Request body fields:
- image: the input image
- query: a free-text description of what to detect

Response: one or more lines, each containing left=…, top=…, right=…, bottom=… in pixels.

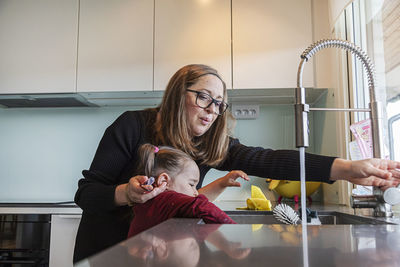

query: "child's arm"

left=169, top=192, right=236, bottom=224
left=198, top=170, right=249, bottom=202
left=193, top=195, right=236, bottom=224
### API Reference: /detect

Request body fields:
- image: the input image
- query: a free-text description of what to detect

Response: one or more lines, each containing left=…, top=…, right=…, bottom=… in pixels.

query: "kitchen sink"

left=224, top=210, right=396, bottom=225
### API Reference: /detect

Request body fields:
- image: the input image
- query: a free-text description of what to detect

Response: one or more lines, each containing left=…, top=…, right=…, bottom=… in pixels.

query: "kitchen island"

left=74, top=202, right=400, bottom=267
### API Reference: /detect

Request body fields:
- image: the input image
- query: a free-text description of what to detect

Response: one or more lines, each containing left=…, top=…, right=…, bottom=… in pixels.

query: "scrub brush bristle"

left=273, top=204, right=301, bottom=225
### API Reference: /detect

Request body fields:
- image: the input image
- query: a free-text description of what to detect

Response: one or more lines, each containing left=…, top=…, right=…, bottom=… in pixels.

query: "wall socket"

left=231, top=104, right=259, bottom=119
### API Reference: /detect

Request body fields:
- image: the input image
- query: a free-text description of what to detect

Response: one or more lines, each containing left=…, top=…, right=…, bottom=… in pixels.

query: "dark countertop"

left=75, top=215, right=400, bottom=267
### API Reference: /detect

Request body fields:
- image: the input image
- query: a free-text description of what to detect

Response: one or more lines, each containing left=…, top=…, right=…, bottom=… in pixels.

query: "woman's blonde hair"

left=137, top=144, right=193, bottom=178
left=156, top=64, right=231, bottom=166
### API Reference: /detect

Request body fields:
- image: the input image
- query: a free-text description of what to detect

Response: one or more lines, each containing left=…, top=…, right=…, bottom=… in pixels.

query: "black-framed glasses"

left=186, top=89, right=229, bottom=115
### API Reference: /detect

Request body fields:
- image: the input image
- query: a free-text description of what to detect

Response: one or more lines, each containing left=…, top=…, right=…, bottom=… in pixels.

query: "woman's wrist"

left=114, top=183, right=130, bottom=206
left=330, top=158, right=351, bottom=181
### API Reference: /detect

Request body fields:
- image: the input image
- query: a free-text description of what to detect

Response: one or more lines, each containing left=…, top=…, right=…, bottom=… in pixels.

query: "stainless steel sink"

left=224, top=210, right=396, bottom=225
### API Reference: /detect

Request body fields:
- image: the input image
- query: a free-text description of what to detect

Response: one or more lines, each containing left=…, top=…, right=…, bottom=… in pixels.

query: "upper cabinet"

left=0, top=0, right=318, bottom=96
left=154, top=0, right=232, bottom=91
left=232, top=0, right=314, bottom=89
left=0, top=0, right=78, bottom=94
left=77, top=0, right=153, bottom=92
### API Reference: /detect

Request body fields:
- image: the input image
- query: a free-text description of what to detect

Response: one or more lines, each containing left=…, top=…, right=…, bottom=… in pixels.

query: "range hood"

left=0, top=93, right=97, bottom=108
left=0, top=88, right=327, bottom=108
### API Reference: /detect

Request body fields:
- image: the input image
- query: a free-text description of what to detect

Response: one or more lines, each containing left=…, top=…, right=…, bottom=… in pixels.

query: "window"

left=338, top=0, right=400, bottom=161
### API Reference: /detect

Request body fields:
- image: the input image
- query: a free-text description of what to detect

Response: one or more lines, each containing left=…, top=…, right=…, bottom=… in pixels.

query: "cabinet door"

left=49, top=214, right=81, bottom=267
left=77, top=0, right=153, bottom=92
left=154, top=0, right=231, bottom=91
left=233, top=0, right=314, bottom=89
left=0, top=0, right=78, bottom=94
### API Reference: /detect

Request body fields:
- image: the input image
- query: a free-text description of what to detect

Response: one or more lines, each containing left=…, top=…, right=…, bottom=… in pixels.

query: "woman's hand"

left=330, top=158, right=400, bottom=189
left=115, top=176, right=167, bottom=206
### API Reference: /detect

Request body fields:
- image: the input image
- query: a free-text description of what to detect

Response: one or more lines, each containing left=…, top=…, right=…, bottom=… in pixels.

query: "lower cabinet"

left=49, top=214, right=81, bottom=267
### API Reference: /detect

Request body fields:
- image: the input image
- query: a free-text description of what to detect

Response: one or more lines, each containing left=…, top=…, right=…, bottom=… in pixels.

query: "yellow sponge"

left=237, top=185, right=271, bottom=211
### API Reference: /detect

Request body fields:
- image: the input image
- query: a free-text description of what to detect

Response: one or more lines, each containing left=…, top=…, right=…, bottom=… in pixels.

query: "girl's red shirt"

left=127, top=190, right=236, bottom=238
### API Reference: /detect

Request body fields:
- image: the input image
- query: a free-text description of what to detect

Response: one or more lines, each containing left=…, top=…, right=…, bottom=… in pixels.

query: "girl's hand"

left=197, top=170, right=249, bottom=202
left=331, top=158, right=400, bottom=189
left=218, top=170, right=250, bottom=188
left=125, top=176, right=167, bottom=205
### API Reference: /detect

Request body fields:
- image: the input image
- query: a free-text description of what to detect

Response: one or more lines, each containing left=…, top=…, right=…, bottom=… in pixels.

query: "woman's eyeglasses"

left=186, top=89, right=229, bottom=115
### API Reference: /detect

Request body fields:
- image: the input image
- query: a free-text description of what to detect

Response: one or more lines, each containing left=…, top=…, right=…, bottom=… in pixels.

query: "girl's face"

left=168, top=160, right=200, bottom=197
left=185, top=74, right=224, bottom=137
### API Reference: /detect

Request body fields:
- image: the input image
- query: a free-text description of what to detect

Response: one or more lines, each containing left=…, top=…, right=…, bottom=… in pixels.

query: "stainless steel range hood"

left=0, top=93, right=97, bottom=108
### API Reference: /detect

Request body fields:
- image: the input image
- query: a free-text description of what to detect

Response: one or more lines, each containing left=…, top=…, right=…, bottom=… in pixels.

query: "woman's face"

left=185, top=74, right=224, bottom=137
left=168, top=160, right=200, bottom=197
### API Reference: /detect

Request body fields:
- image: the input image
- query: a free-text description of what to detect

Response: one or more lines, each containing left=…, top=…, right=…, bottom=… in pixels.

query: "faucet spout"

left=295, top=39, right=392, bottom=217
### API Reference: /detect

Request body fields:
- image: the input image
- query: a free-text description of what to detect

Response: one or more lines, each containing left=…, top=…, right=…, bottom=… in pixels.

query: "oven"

left=0, top=214, right=50, bottom=266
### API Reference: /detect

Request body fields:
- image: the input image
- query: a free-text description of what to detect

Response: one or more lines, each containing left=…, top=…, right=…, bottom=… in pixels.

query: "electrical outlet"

left=231, top=104, right=259, bottom=119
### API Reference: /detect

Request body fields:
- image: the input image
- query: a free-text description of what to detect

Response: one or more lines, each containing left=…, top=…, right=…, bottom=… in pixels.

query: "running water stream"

left=299, top=147, right=309, bottom=267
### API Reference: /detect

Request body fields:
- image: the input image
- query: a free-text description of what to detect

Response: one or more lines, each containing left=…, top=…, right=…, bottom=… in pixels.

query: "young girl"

left=127, top=144, right=248, bottom=238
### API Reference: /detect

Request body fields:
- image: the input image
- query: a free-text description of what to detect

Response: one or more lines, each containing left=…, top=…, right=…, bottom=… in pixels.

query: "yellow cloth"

left=237, top=185, right=272, bottom=211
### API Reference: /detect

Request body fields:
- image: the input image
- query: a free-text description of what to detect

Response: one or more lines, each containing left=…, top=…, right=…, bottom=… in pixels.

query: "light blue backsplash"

left=0, top=105, right=314, bottom=203
left=0, top=107, right=133, bottom=202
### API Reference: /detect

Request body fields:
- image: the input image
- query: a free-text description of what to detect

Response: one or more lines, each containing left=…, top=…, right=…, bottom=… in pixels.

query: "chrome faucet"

left=295, top=39, right=392, bottom=217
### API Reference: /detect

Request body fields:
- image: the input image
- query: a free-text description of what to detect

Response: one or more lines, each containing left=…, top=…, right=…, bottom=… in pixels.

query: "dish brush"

left=273, top=203, right=301, bottom=225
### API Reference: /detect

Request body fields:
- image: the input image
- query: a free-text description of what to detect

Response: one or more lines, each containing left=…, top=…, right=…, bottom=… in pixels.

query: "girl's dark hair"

left=137, top=143, right=193, bottom=178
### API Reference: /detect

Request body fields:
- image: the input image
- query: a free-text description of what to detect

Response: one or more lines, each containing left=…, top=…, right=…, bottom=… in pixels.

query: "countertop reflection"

left=76, top=216, right=400, bottom=267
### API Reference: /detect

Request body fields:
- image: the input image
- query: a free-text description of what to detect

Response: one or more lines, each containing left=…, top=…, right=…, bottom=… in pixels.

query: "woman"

left=73, top=64, right=400, bottom=262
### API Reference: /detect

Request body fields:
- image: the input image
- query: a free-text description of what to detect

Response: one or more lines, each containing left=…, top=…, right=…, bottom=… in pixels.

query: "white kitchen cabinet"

left=0, top=0, right=78, bottom=94
left=232, top=0, right=314, bottom=89
left=49, top=214, right=81, bottom=267
left=154, top=0, right=232, bottom=91
left=77, top=0, right=153, bottom=92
